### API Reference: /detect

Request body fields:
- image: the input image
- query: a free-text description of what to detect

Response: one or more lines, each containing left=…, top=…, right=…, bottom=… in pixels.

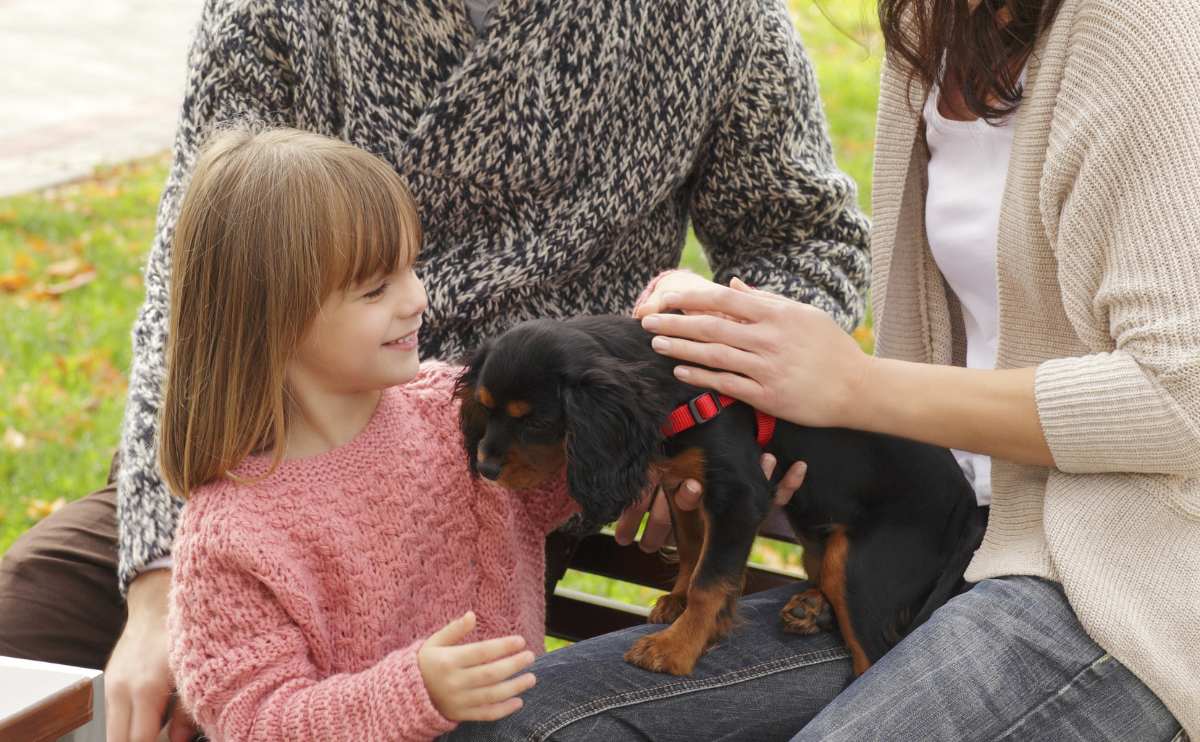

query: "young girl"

left=160, top=127, right=578, bottom=740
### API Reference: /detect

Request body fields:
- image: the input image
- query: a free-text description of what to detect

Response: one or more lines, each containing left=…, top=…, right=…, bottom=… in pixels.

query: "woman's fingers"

left=774, top=461, right=808, bottom=506
left=673, top=480, right=703, bottom=511
left=760, top=453, right=778, bottom=481
left=656, top=282, right=777, bottom=322
left=637, top=488, right=674, bottom=553
left=648, top=335, right=765, bottom=381
left=613, top=485, right=655, bottom=546
left=671, top=365, right=764, bottom=407
left=641, top=311, right=760, bottom=354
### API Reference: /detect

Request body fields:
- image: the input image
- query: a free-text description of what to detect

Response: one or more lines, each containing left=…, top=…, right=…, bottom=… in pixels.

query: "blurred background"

left=0, top=0, right=882, bottom=630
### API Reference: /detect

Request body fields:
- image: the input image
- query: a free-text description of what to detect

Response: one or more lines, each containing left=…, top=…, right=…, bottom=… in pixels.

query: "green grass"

left=0, top=0, right=882, bottom=613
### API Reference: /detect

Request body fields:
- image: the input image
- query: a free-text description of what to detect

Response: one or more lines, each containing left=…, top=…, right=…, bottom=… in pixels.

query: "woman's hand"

left=640, top=278, right=870, bottom=428
left=418, top=612, right=536, bottom=722
left=641, top=279, right=1054, bottom=466
left=633, top=270, right=716, bottom=320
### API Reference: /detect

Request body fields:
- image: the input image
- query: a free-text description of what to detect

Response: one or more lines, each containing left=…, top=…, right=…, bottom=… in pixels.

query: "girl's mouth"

left=383, top=330, right=419, bottom=351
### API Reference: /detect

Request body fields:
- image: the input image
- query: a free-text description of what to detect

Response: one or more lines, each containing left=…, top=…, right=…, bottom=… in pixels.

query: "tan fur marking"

left=477, top=386, right=495, bottom=408
left=625, top=581, right=737, bottom=676
left=820, top=526, right=872, bottom=675
left=495, top=442, right=566, bottom=489
left=505, top=400, right=532, bottom=418
left=648, top=493, right=705, bottom=625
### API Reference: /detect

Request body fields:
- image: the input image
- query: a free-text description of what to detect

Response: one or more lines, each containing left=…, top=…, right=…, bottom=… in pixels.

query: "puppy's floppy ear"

left=455, top=340, right=493, bottom=477
left=562, top=356, right=663, bottom=525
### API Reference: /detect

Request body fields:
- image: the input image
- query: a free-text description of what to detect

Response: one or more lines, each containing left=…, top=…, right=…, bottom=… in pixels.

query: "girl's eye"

left=363, top=282, right=388, bottom=300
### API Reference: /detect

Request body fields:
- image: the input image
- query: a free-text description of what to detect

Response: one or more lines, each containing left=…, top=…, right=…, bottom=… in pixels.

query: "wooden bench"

left=546, top=508, right=804, bottom=643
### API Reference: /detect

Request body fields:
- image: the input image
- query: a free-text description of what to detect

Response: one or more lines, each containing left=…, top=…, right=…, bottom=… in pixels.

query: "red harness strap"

left=661, top=391, right=776, bottom=448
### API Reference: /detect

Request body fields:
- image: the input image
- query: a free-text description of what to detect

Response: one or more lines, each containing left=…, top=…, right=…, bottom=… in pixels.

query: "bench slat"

left=547, top=588, right=648, bottom=643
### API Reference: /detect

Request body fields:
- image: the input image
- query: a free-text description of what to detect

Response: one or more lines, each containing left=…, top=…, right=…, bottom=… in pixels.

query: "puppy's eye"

left=520, top=416, right=561, bottom=438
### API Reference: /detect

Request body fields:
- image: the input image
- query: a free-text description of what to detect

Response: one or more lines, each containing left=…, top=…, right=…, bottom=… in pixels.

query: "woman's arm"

left=639, top=279, right=1053, bottom=467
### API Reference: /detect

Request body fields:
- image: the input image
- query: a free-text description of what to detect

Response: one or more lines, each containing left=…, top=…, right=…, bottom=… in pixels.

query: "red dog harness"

left=661, top=391, right=776, bottom=448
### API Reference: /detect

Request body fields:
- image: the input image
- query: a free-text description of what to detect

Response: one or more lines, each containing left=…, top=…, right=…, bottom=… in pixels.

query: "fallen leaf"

left=45, top=257, right=86, bottom=277
left=3, top=427, right=28, bottom=451
left=0, top=272, right=29, bottom=292
left=49, top=270, right=96, bottom=294
left=36, top=270, right=97, bottom=298
left=13, top=252, right=35, bottom=270
left=25, top=497, right=66, bottom=521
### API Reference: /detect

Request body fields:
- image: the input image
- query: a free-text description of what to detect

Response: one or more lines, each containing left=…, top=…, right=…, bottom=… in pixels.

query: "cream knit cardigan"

left=869, top=0, right=1200, bottom=731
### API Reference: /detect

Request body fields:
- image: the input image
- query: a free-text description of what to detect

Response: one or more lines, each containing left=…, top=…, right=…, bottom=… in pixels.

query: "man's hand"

left=105, top=569, right=200, bottom=742
left=613, top=454, right=808, bottom=552
left=418, top=612, right=536, bottom=722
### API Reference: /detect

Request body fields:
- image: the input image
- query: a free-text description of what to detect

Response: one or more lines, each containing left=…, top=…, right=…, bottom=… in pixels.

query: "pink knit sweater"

left=168, top=362, right=577, bottom=741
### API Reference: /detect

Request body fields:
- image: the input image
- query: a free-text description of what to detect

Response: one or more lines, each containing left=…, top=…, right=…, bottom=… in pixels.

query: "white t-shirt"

left=922, top=84, right=1018, bottom=506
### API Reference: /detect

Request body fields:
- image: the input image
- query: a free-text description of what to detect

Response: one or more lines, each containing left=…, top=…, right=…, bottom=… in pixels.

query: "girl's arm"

left=170, top=540, right=456, bottom=742
left=639, top=280, right=1053, bottom=466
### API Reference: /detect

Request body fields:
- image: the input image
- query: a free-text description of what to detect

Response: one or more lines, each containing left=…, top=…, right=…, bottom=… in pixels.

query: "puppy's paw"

left=648, top=593, right=687, bottom=624
left=624, top=632, right=700, bottom=676
left=780, top=588, right=834, bottom=635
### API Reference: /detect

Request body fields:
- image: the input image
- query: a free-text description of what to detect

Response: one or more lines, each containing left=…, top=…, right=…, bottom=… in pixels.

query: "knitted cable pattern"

left=168, top=363, right=576, bottom=740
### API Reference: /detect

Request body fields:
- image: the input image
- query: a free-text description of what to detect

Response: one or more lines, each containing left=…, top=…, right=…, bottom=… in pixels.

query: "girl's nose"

left=397, top=269, right=428, bottom=317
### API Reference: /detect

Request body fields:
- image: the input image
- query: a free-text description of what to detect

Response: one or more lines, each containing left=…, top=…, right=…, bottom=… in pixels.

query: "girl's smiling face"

left=290, top=265, right=428, bottom=394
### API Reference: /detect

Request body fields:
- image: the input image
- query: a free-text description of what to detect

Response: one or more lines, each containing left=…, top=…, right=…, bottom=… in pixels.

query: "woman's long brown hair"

left=159, top=127, right=422, bottom=499
left=879, top=0, right=1065, bottom=120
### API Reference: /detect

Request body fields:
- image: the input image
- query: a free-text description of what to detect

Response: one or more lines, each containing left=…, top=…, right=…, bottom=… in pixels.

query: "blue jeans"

left=447, top=577, right=1182, bottom=741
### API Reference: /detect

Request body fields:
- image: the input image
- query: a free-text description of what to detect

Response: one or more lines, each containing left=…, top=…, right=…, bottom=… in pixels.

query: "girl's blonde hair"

left=159, top=127, right=422, bottom=499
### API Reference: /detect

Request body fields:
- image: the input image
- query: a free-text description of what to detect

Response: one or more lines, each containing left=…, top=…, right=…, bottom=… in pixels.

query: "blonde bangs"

left=318, top=151, right=423, bottom=297
left=159, top=126, right=423, bottom=499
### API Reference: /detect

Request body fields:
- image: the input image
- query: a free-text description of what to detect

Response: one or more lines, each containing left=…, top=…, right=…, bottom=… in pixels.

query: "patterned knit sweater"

left=871, top=0, right=1200, bottom=732
left=168, top=363, right=577, bottom=741
left=116, top=0, right=870, bottom=591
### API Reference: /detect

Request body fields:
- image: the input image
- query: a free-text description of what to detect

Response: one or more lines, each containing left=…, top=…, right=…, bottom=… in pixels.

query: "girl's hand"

left=417, top=612, right=536, bottom=722
left=640, top=278, right=871, bottom=429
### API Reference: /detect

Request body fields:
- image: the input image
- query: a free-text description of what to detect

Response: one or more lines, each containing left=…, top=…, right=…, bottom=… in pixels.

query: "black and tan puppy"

left=456, top=315, right=983, bottom=676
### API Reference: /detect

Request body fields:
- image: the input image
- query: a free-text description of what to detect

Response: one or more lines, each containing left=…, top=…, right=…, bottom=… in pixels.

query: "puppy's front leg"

left=647, top=488, right=704, bottom=625
left=625, top=488, right=761, bottom=675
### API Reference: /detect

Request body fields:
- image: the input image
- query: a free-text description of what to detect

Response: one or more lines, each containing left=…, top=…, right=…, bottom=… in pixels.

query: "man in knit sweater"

left=0, top=0, right=869, bottom=739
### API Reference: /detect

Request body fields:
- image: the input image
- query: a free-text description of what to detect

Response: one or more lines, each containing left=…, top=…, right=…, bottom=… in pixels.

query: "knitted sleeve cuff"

left=386, top=640, right=459, bottom=739
left=1035, top=353, right=1200, bottom=476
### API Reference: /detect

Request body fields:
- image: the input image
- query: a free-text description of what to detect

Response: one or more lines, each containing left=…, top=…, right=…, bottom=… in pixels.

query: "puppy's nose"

left=477, top=459, right=502, bottom=481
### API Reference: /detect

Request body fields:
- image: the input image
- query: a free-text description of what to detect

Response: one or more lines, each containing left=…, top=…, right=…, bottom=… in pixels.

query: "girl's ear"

left=455, top=340, right=493, bottom=476
left=562, top=357, right=663, bottom=526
